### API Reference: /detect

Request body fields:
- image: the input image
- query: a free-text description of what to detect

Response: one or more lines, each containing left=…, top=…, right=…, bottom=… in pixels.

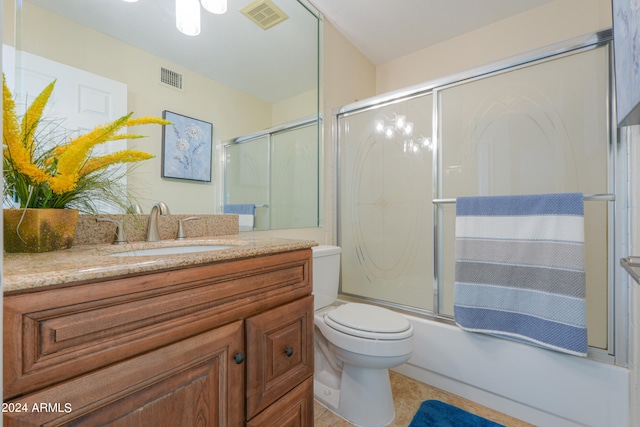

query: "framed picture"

left=613, top=0, right=640, bottom=127
left=161, top=111, right=213, bottom=181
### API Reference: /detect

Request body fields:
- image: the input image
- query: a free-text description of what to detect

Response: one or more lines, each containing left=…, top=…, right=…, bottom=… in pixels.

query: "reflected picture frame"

left=161, top=110, right=213, bottom=182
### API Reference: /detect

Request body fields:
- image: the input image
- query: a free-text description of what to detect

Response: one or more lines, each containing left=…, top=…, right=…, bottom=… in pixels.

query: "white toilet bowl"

left=314, top=302, right=414, bottom=427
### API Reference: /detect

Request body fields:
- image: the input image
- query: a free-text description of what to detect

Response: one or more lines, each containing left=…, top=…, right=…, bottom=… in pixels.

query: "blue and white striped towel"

left=223, top=204, right=255, bottom=215
left=453, top=193, right=588, bottom=357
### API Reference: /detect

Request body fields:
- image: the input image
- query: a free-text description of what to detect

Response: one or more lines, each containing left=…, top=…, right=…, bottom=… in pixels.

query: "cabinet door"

left=3, top=321, right=245, bottom=427
left=245, top=377, right=313, bottom=427
left=245, top=296, right=313, bottom=419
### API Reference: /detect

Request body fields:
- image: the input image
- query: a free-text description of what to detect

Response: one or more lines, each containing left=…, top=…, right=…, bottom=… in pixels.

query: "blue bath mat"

left=408, top=400, right=505, bottom=427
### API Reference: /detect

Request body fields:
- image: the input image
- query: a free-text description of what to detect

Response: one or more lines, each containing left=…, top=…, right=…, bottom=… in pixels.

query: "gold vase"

left=3, top=209, right=79, bottom=253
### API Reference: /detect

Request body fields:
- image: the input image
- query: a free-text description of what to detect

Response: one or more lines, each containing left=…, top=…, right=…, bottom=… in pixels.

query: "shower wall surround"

left=338, top=32, right=616, bottom=357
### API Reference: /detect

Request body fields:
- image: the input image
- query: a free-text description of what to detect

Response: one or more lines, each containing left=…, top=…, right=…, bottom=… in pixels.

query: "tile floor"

left=313, top=371, right=534, bottom=427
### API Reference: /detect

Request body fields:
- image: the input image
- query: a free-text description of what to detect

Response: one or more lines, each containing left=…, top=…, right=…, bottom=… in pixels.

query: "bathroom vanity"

left=3, top=237, right=315, bottom=426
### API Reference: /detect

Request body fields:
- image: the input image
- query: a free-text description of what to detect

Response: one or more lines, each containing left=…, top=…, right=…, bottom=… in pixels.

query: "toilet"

left=312, top=245, right=414, bottom=427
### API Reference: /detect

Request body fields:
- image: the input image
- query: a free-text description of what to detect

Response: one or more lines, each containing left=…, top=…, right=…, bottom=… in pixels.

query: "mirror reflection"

left=224, top=118, right=319, bottom=231
left=3, top=0, right=320, bottom=229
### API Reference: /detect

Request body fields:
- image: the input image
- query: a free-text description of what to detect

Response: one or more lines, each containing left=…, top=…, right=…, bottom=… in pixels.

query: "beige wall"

left=2, top=0, right=13, bottom=46
left=272, top=88, right=318, bottom=125
left=318, top=20, right=376, bottom=244
left=376, top=0, right=612, bottom=94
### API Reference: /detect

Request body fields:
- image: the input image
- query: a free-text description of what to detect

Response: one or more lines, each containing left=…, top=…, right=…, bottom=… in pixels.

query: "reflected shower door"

left=224, top=122, right=319, bottom=230
left=224, top=136, right=270, bottom=229
left=271, top=123, right=319, bottom=229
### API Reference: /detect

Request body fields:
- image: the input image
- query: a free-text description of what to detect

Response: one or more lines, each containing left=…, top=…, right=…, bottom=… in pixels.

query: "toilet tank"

left=311, top=245, right=341, bottom=310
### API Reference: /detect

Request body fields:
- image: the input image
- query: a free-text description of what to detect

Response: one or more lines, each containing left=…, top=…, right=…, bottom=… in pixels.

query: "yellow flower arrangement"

left=2, top=75, right=170, bottom=213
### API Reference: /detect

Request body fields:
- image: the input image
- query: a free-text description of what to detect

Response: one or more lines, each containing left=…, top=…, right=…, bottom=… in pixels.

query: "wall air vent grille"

left=160, top=67, right=183, bottom=90
left=240, top=0, right=288, bottom=30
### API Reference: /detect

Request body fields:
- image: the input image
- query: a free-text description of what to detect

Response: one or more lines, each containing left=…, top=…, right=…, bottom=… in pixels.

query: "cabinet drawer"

left=246, top=377, right=314, bottom=427
left=246, top=296, right=314, bottom=419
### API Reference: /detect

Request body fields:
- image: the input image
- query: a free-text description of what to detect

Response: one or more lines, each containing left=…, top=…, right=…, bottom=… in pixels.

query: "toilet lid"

left=325, top=303, right=412, bottom=340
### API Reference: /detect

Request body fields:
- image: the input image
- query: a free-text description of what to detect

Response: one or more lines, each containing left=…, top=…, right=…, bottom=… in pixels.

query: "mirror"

left=224, top=118, right=320, bottom=231
left=3, top=0, right=320, bottom=228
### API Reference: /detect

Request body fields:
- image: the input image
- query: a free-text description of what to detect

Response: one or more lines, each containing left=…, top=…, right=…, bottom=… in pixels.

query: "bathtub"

left=392, top=313, right=629, bottom=427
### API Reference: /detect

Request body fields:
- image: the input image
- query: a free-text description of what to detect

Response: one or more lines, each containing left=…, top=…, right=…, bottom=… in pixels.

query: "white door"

left=3, top=46, right=128, bottom=213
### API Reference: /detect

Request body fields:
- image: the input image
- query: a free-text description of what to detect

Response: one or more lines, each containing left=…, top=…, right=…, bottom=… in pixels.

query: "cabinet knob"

left=233, top=353, right=245, bottom=364
left=284, top=347, right=294, bottom=357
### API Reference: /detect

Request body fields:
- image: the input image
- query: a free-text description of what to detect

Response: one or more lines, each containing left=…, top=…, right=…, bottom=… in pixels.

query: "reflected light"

left=375, top=113, right=431, bottom=154
left=176, top=0, right=201, bottom=36
left=385, top=126, right=395, bottom=139
left=201, top=0, right=228, bottom=14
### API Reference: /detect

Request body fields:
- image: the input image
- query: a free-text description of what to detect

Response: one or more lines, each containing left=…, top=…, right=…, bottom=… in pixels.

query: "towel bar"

left=433, top=193, right=615, bottom=204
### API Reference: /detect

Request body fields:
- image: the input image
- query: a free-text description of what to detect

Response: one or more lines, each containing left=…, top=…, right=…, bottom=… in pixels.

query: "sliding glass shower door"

left=339, top=94, right=434, bottom=310
left=436, top=45, right=611, bottom=349
left=337, top=38, right=614, bottom=354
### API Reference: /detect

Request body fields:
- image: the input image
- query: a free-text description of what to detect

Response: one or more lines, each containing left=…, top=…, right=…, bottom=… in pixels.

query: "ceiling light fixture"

left=176, top=0, right=201, bottom=36
left=175, top=0, right=229, bottom=36
left=201, top=0, right=228, bottom=14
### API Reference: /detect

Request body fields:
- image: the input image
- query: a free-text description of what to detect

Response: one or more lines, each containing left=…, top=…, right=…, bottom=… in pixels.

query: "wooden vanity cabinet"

left=3, top=249, right=314, bottom=426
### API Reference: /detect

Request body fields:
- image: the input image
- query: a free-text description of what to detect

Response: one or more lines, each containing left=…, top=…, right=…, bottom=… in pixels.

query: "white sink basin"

left=110, top=245, right=235, bottom=257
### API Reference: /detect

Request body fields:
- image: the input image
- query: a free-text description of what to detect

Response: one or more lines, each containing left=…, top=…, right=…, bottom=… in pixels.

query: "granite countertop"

left=3, top=236, right=317, bottom=293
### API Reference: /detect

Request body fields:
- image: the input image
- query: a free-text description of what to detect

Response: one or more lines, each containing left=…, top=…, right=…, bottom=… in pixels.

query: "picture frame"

left=161, top=110, right=213, bottom=182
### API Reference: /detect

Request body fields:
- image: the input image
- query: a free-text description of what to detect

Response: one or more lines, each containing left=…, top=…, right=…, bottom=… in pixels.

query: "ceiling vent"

left=160, top=67, right=183, bottom=91
left=241, top=0, right=288, bottom=30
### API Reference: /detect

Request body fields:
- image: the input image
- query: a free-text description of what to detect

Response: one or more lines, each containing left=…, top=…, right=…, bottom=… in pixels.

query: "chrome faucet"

left=127, top=202, right=143, bottom=214
left=176, top=216, right=200, bottom=240
left=146, top=201, right=170, bottom=242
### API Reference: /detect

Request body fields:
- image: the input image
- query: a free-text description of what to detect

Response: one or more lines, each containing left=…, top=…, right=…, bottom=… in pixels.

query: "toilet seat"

left=324, top=303, right=413, bottom=340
